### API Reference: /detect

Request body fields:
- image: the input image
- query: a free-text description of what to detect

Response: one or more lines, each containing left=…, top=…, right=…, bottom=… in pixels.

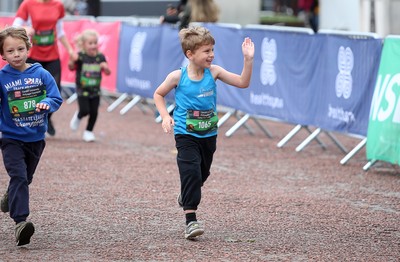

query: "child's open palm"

left=242, top=37, right=255, bottom=60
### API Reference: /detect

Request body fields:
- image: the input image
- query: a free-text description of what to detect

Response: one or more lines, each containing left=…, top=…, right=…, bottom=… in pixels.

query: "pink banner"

left=0, top=17, right=15, bottom=69
left=0, top=17, right=120, bottom=94
left=60, top=20, right=121, bottom=93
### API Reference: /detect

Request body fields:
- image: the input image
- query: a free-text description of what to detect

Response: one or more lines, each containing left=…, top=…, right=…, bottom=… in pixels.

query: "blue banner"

left=217, top=27, right=320, bottom=125
left=115, top=23, right=383, bottom=138
left=116, top=23, right=163, bottom=98
left=313, top=34, right=382, bottom=136
left=157, top=25, right=182, bottom=84
left=156, top=25, right=183, bottom=101
left=201, top=24, right=249, bottom=112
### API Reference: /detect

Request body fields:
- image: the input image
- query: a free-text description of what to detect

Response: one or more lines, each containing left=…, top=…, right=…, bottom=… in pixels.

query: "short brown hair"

left=179, top=26, right=215, bottom=57
left=0, top=27, right=31, bottom=56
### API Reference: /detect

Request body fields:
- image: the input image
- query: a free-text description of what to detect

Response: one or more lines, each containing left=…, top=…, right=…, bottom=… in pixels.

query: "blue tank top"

left=174, top=67, right=218, bottom=138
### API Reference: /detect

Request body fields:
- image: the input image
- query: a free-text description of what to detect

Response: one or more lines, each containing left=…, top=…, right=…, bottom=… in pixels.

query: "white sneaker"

left=70, top=111, right=80, bottom=131
left=184, top=221, right=204, bottom=240
left=83, top=130, right=96, bottom=142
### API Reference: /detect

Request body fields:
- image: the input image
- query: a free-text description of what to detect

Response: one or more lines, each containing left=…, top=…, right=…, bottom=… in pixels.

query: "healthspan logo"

left=125, top=31, right=151, bottom=90
left=335, top=46, right=354, bottom=99
left=328, top=46, right=355, bottom=124
left=129, top=32, right=147, bottom=72
left=260, top=37, right=277, bottom=86
left=250, top=37, right=283, bottom=109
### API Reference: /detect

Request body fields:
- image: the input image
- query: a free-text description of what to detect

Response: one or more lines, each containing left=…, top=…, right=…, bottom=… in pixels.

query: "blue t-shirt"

left=173, top=66, right=218, bottom=138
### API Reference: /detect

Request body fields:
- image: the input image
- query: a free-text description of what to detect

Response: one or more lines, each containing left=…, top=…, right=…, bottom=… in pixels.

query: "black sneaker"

left=0, top=191, right=9, bottom=213
left=15, top=221, right=35, bottom=246
left=47, top=120, right=55, bottom=136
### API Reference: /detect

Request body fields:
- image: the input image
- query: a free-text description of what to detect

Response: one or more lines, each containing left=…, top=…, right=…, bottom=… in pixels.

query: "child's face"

left=188, top=44, right=214, bottom=68
left=1, top=36, right=28, bottom=71
left=83, top=35, right=99, bottom=57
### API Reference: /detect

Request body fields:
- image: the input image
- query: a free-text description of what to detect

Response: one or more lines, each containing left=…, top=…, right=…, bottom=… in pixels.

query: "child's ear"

left=186, top=50, right=192, bottom=59
left=1, top=56, right=6, bottom=61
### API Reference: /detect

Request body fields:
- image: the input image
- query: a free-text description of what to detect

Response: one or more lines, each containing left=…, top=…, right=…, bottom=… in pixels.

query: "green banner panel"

left=367, top=37, right=400, bottom=164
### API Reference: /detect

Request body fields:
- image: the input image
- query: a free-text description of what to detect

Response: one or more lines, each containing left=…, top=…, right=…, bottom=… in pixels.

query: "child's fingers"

left=36, top=103, right=50, bottom=110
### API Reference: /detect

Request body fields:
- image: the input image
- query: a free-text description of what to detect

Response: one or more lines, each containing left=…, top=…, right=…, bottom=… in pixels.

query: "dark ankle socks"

left=185, top=212, right=197, bottom=225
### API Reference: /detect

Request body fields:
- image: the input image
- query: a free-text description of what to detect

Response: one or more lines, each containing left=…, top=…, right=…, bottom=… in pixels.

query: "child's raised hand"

left=242, top=37, right=255, bottom=60
left=35, top=102, right=50, bottom=112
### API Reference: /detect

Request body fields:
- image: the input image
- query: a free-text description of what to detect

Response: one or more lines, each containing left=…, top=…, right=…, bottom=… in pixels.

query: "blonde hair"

left=190, top=0, right=220, bottom=23
left=0, top=27, right=31, bottom=55
left=74, top=29, right=99, bottom=51
left=179, top=26, right=215, bottom=57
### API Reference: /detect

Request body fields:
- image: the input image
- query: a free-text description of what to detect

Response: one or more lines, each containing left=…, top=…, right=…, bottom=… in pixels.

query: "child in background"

left=0, top=27, right=63, bottom=246
left=68, top=29, right=111, bottom=142
left=153, top=26, right=254, bottom=240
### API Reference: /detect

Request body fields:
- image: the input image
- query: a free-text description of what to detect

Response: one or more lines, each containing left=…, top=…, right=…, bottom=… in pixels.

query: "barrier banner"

left=116, top=23, right=162, bottom=98
left=224, top=27, right=319, bottom=125
left=156, top=25, right=182, bottom=100
left=0, top=17, right=13, bottom=29
left=313, top=34, right=382, bottom=136
left=60, top=20, right=120, bottom=93
left=203, top=24, right=251, bottom=112
left=367, top=37, right=400, bottom=164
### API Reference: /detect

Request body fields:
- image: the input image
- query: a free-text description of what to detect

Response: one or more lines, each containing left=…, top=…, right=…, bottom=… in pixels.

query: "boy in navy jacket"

left=0, top=27, right=62, bottom=246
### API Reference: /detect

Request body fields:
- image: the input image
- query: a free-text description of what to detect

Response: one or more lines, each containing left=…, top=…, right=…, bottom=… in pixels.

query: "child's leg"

left=175, top=135, right=206, bottom=239
left=199, top=135, right=217, bottom=184
left=1, top=139, right=30, bottom=223
left=86, top=96, right=100, bottom=131
left=175, top=135, right=203, bottom=213
left=25, top=140, right=46, bottom=185
left=77, top=96, right=91, bottom=119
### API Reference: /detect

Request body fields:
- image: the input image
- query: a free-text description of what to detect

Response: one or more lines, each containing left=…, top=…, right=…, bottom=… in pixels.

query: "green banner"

left=367, top=37, right=400, bottom=164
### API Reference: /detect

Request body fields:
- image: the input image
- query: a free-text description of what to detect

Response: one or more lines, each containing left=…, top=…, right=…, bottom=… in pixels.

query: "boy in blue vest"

left=153, top=26, right=254, bottom=240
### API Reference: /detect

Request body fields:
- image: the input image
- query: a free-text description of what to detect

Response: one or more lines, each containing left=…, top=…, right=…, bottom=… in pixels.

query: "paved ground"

left=0, top=99, right=399, bottom=261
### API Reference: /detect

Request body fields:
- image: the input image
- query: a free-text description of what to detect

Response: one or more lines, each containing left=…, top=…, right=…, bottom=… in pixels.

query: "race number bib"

left=80, top=75, right=101, bottom=87
left=32, top=30, right=55, bottom=46
left=186, top=109, right=218, bottom=135
left=8, top=86, right=46, bottom=118
left=80, top=63, right=101, bottom=87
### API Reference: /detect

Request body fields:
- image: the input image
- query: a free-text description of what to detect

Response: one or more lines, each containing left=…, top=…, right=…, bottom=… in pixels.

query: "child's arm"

left=213, top=37, right=255, bottom=88
left=35, top=70, right=63, bottom=113
left=153, top=70, right=180, bottom=134
left=68, top=55, right=77, bottom=71
left=68, top=51, right=79, bottom=71
left=59, top=34, right=77, bottom=61
left=100, top=61, right=111, bottom=76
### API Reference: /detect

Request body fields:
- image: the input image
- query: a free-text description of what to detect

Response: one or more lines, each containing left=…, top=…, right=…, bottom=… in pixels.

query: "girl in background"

left=68, top=29, right=111, bottom=142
